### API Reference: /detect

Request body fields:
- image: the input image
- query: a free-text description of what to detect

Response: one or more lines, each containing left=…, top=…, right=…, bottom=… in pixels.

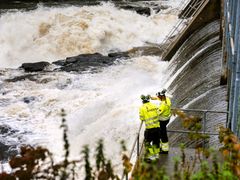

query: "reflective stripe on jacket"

left=139, top=102, right=160, bottom=129
left=158, top=97, right=172, bottom=121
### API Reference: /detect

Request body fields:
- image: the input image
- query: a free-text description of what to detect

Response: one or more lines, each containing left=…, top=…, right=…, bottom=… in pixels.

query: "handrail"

left=170, top=108, right=228, bottom=140
left=161, top=0, right=201, bottom=43
left=121, top=121, right=143, bottom=180
left=172, top=108, right=229, bottom=114
left=160, top=0, right=208, bottom=57
left=167, top=129, right=218, bottom=136
left=129, top=121, right=143, bottom=160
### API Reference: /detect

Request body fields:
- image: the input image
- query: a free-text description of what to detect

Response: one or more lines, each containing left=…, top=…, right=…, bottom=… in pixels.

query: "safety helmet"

left=156, top=89, right=167, bottom=97
left=141, top=94, right=150, bottom=101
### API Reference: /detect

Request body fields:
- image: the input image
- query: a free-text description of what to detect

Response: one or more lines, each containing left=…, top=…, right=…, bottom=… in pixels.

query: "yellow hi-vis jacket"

left=139, top=102, right=160, bottom=129
left=158, top=97, right=172, bottom=121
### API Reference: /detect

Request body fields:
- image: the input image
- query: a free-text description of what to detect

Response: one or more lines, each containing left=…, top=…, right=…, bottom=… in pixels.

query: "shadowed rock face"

left=5, top=74, right=37, bottom=82
left=53, top=52, right=129, bottom=72
left=0, top=0, right=168, bottom=16
left=0, top=125, right=19, bottom=161
left=20, top=62, right=50, bottom=72
left=17, top=52, right=130, bottom=74
left=167, top=20, right=227, bottom=148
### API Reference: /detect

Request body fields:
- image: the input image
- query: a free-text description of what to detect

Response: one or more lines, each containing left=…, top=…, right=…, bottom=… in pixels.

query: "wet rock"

left=0, top=125, right=19, bottom=161
left=53, top=52, right=130, bottom=72
left=0, top=124, right=18, bottom=161
left=108, top=51, right=130, bottom=59
left=0, top=125, right=11, bottom=134
left=38, top=77, right=53, bottom=84
left=0, top=142, right=9, bottom=159
left=23, top=96, right=36, bottom=104
left=128, top=46, right=164, bottom=56
left=0, top=142, right=18, bottom=161
left=16, top=52, right=130, bottom=73
left=20, top=61, right=50, bottom=72
left=0, top=125, right=18, bottom=135
left=135, top=7, right=151, bottom=16
left=52, top=59, right=65, bottom=66
left=5, top=74, right=37, bottom=82
left=159, top=5, right=170, bottom=10
left=59, top=53, right=114, bottom=72
left=121, top=5, right=151, bottom=16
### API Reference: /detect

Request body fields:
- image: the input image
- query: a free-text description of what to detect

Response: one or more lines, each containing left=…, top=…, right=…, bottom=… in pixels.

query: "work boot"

left=147, top=154, right=159, bottom=161
left=160, top=141, right=169, bottom=154
left=144, top=145, right=159, bottom=162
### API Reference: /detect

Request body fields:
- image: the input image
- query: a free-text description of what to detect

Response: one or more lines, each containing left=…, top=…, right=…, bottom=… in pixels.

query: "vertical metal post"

left=232, top=1, right=240, bottom=136
left=229, top=1, right=239, bottom=135
left=230, top=0, right=236, bottom=132
left=225, top=0, right=232, bottom=128
left=137, top=134, right=140, bottom=157
left=203, top=112, right=207, bottom=148
left=237, top=8, right=240, bottom=137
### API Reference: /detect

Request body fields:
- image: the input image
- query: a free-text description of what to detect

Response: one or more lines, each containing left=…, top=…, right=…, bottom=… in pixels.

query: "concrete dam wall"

left=165, top=2, right=227, bottom=147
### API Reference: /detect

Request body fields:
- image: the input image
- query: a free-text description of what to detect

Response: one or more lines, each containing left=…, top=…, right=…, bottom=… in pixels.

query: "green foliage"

left=81, top=145, right=93, bottom=180
left=95, top=139, right=106, bottom=171
left=131, top=160, right=169, bottom=180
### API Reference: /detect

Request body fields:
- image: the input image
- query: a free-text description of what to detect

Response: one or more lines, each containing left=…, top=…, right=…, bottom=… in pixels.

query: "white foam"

left=0, top=56, right=169, bottom=172
left=0, top=3, right=178, bottom=68
left=0, top=0, right=181, bottom=175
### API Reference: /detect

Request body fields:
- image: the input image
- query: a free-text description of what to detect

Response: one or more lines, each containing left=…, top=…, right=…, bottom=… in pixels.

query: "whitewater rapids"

left=0, top=1, right=181, bottom=174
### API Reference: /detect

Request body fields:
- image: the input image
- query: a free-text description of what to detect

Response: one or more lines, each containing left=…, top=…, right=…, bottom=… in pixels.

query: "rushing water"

left=0, top=0, right=181, bottom=173
left=0, top=0, right=227, bottom=175
left=0, top=1, right=180, bottom=68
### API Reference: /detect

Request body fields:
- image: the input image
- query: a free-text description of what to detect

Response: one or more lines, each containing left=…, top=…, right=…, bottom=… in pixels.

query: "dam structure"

left=0, top=0, right=239, bottom=178
left=164, top=0, right=226, bottom=147
left=151, top=0, right=240, bottom=148
left=124, top=0, right=240, bottom=178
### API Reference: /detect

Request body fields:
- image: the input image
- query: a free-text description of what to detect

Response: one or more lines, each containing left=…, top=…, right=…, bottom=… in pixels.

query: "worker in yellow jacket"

left=151, top=89, right=171, bottom=154
left=139, top=94, right=160, bottom=161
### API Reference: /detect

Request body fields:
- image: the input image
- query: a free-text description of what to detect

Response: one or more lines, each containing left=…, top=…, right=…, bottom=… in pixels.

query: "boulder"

left=53, top=52, right=130, bottom=72
left=23, top=96, right=36, bottom=104
left=108, top=51, right=129, bottom=59
left=0, top=142, right=18, bottom=161
left=20, top=61, right=50, bottom=72
left=5, top=74, right=37, bottom=82
left=0, top=125, right=18, bottom=161
left=121, top=5, right=151, bottom=16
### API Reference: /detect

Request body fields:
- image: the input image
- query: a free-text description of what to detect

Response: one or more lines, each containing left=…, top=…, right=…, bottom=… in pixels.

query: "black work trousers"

left=144, top=127, right=160, bottom=148
left=160, top=119, right=170, bottom=143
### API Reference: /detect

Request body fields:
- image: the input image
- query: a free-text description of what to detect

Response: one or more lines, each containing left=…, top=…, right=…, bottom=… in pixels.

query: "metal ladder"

left=160, top=0, right=209, bottom=58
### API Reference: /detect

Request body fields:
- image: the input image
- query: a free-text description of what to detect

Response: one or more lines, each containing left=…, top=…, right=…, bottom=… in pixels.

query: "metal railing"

left=122, top=108, right=228, bottom=180
left=121, top=121, right=144, bottom=180
left=160, top=0, right=208, bottom=58
left=224, top=0, right=240, bottom=137
left=169, top=108, right=228, bottom=135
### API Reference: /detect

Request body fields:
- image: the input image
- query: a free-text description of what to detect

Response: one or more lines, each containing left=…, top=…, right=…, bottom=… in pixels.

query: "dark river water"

left=0, top=0, right=163, bottom=12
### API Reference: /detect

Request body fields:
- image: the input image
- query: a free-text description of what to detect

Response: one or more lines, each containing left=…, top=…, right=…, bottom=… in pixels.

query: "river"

left=0, top=0, right=181, bottom=173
